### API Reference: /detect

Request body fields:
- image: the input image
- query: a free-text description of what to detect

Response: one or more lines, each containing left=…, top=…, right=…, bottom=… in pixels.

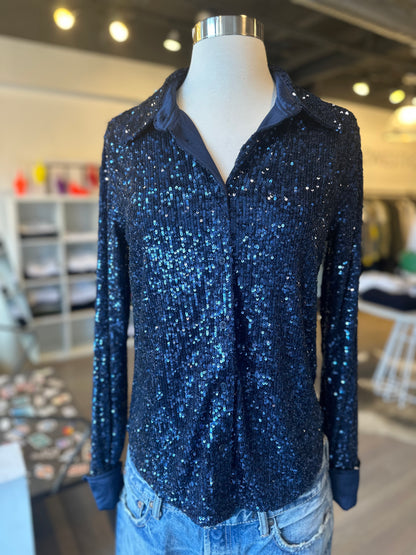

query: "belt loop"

left=257, top=511, right=270, bottom=537
left=151, top=494, right=163, bottom=519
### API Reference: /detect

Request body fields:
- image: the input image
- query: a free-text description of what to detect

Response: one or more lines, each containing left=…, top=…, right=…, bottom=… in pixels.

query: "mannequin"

left=176, top=14, right=277, bottom=184
left=87, top=11, right=362, bottom=555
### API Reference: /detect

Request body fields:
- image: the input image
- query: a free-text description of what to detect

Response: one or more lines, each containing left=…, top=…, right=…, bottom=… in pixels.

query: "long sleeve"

left=319, top=115, right=363, bottom=510
left=82, top=123, right=131, bottom=510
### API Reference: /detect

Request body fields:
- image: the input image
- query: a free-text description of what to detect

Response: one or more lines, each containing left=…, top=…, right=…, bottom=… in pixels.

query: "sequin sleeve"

left=82, top=122, right=131, bottom=510
left=319, top=113, right=363, bottom=510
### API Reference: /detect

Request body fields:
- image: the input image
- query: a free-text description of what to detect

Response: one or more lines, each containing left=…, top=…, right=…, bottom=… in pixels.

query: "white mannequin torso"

left=176, top=34, right=276, bottom=184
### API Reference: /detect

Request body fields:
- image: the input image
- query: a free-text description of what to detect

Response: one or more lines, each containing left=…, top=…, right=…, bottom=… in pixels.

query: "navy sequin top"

left=83, top=64, right=363, bottom=526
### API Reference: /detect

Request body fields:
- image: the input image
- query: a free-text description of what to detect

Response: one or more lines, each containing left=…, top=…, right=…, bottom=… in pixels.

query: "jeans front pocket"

left=270, top=493, right=334, bottom=552
left=118, top=483, right=154, bottom=528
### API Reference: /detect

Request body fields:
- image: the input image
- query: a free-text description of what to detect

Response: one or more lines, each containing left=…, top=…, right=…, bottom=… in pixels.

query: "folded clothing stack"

left=19, top=223, right=58, bottom=238
left=67, top=252, right=97, bottom=274
left=24, top=259, right=60, bottom=279
left=70, top=281, right=96, bottom=310
left=28, top=287, right=61, bottom=316
left=359, top=270, right=416, bottom=310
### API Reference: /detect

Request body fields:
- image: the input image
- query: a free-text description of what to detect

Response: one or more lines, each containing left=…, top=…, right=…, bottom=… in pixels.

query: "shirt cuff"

left=82, top=462, right=124, bottom=510
left=329, top=467, right=360, bottom=510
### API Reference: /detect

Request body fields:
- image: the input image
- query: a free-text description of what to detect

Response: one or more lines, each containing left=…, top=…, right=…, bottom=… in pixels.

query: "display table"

left=0, top=366, right=91, bottom=498
left=0, top=442, right=35, bottom=555
left=358, top=299, right=416, bottom=408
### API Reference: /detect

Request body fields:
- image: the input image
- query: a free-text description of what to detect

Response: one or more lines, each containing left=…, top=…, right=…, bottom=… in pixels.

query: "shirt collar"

left=116, top=64, right=342, bottom=146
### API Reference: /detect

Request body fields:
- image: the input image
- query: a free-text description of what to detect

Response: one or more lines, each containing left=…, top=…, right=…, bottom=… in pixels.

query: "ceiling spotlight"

left=352, top=82, right=370, bottom=96
left=396, top=105, right=416, bottom=126
left=389, top=89, right=406, bottom=104
left=385, top=98, right=416, bottom=142
left=109, top=21, right=129, bottom=42
left=53, top=7, right=76, bottom=30
left=163, top=30, right=182, bottom=52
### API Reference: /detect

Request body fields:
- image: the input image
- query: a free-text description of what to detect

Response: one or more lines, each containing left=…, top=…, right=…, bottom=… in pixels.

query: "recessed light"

left=164, top=30, right=182, bottom=52
left=389, top=89, right=406, bottom=104
left=352, top=82, right=370, bottom=96
left=109, top=21, right=129, bottom=43
left=53, top=7, right=75, bottom=30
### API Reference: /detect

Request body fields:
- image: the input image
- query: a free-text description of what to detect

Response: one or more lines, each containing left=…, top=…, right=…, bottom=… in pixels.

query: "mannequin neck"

left=179, top=34, right=274, bottom=98
left=175, top=32, right=276, bottom=184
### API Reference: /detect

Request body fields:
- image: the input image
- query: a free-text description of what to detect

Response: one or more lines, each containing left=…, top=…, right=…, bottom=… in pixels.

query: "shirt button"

left=219, top=320, right=227, bottom=331
left=219, top=256, right=226, bottom=265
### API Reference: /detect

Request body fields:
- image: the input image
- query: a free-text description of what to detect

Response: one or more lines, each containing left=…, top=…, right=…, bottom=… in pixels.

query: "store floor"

left=31, top=311, right=416, bottom=555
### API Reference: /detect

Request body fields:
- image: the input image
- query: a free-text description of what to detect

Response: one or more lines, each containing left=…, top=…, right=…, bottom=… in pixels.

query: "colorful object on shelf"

left=13, top=171, right=28, bottom=195
left=57, top=178, right=67, bottom=194
left=12, top=162, right=99, bottom=195
left=86, top=164, right=99, bottom=190
left=32, top=163, right=47, bottom=187
left=68, top=181, right=89, bottom=195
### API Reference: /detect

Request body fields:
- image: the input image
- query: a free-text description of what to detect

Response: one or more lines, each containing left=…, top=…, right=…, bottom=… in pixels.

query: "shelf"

left=36, top=321, right=65, bottom=353
left=20, top=237, right=59, bottom=246
left=70, top=317, right=94, bottom=350
left=13, top=195, right=62, bottom=203
left=30, top=313, right=65, bottom=326
left=11, top=194, right=98, bottom=203
left=67, top=344, right=94, bottom=358
left=68, top=273, right=96, bottom=282
left=1, top=193, right=99, bottom=361
left=64, top=202, right=98, bottom=237
left=64, top=232, right=97, bottom=243
left=38, top=347, right=93, bottom=364
left=23, top=276, right=62, bottom=287
left=65, top=308, right=95, bottom=321
left=61, top=195, right=99, bottom=203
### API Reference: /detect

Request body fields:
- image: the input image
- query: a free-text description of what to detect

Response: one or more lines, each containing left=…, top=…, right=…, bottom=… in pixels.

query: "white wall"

left=0, top=34, right=176, bottom=193
left=324, top=96, right=416, bottom=196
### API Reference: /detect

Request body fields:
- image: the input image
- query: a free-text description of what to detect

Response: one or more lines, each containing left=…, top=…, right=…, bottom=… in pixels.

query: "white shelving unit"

left=1, top=194, right=99, bottom=362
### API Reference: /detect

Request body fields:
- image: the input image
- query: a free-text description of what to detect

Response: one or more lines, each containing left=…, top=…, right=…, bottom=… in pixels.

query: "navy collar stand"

left=116, top=64, right=344, bottom=148
left=153, top=64, right=302, bottom=134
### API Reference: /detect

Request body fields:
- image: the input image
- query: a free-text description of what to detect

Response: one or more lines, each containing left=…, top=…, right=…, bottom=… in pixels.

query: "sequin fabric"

left=83, top=64, right=363, bottom=526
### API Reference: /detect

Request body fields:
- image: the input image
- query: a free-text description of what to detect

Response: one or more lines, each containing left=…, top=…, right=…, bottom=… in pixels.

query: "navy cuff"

left=329, top=467, right=360, bottom=510
left=82, top=461, right=124, bottom=510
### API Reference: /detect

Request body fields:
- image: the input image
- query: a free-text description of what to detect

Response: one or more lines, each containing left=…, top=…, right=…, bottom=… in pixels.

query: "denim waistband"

left=122, top=433, right=330, bottom=535
left=256, top=433, right=330, bottom=536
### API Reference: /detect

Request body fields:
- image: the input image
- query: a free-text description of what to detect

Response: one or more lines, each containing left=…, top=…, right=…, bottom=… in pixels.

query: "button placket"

left=217, top=208, right=233, bottom=334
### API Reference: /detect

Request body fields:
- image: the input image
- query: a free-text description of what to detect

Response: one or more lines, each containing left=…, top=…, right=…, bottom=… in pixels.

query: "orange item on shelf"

left=13, top=171, right=28, bottom=195
left=68, top=181, right=89, bottom=195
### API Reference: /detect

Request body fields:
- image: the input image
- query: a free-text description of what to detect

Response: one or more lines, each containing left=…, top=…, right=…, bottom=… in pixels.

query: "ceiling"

left=2, top=0, right=416, bottom=109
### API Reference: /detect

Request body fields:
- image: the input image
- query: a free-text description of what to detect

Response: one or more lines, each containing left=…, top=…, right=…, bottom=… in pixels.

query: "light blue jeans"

left=115, top=434, right=334, bottom=554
